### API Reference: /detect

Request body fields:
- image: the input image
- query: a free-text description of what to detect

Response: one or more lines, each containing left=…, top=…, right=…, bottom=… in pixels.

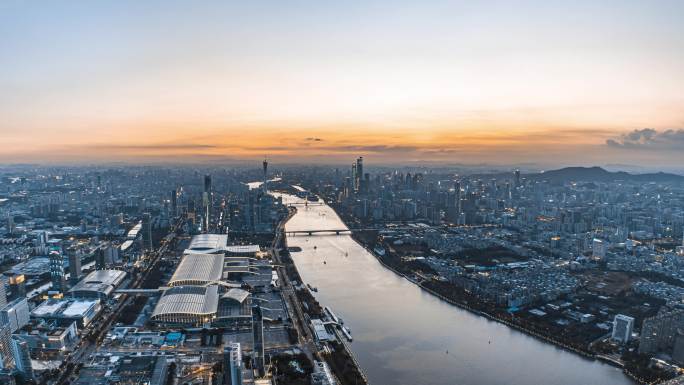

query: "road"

left=53, top=217, right=185, bottom=385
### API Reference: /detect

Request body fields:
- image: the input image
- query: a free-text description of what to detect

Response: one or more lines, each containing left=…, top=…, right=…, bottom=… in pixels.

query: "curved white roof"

left=152, top=285, right=219, bottom=318
left=186, top=234, right=229, bottom=254
left=221, top=288, right=250, bottom=303
left=168, top=253, right=224, bottom=286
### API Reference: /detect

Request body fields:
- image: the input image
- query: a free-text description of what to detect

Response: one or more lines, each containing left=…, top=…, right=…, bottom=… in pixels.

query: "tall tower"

left=262, top=158, right=269, bottom=192
left=356, top=157, right=364, bottom=192
left=68, top=248, right=82, bottom=285
left=203, top=175, right=212, bottom=233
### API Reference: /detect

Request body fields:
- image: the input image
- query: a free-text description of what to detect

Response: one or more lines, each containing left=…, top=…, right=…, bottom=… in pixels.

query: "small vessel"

left=314, top=245, right=317, bottom=250
left=345, top=252, right=348, bottom=257
left=323, top=261, right=326, bottom=264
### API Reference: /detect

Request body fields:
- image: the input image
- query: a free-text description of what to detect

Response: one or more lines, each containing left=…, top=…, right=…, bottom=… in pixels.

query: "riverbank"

left=278, top=205, right=369, bottom=385
left=349, top=231, right=663, bottom=384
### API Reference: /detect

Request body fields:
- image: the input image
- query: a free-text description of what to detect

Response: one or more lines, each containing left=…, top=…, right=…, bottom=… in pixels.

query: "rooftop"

left=152, top=285, right=219, bottom=318
left=169, top=253, right=224, bottom=286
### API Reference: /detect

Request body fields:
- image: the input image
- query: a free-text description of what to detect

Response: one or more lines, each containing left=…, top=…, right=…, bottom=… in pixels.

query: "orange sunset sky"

left=1, top=1, right=683, bottom=167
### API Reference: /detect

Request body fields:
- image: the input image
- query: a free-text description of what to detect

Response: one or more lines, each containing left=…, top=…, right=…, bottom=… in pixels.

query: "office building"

left=0, top=277, right=6, bottom=307
left=252, top=305, right=265, bottom=377
left=68, top=248, right=83, bottom=286
left=611, top=314, right=634, bottom=344
left=224, top=342, right=243, bottom=385
left=1, top=298, right=30, bottom=333
left=0, top=325, right=13, bottom=369
left=142, top=213, right=153, bottom=251
left=592, top=238, right=606, bottom=260
left=640, top=309, right=684, bottom=354
left=171, top=189, right=178, bottom=216
left=49, top=250, right=67, bottom=293
left=11, top=339, right=33, bottom=381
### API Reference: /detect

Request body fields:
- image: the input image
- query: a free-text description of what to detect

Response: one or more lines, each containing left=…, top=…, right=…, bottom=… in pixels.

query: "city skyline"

left=2, top=1, right=684, bottom=167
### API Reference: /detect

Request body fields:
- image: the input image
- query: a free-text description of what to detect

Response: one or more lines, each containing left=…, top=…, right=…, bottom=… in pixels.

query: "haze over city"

left=1, top=1, right=684, bottom=167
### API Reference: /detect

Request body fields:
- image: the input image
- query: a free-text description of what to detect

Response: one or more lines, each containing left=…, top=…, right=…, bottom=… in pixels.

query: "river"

left=275, top=192, right=633, bottom=385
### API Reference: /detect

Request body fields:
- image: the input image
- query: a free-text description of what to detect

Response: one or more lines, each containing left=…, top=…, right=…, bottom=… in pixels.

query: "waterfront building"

left=611, top=314, right=634, bottom=343
left=311, top=361, right=336, bottom=385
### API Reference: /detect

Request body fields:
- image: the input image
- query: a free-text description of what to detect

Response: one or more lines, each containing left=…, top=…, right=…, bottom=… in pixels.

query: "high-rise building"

left=6, top=215, right=14, bottom=235
left=68, top=248, right=82, bottom=285
left=11, top=338, right=33, bottom=381
left=592, top=238, right=606, bottom=260
left=640, top=309, right=684, bottom=354
left=252, top=305, right=265, bottom=377
left=514, top=169, right=521, bottom=188
left=611, top=314, right=634, bottom=343
left=223, top=342, right=243, bottom=385
left=355, top=157, right=364, bottom=192
left=142, top=213, right=153, bottom=251
left=0, top=325, right=13, bottom=369
left=0, top=277, right=6, bottom=307
left=204, top=174, right=212, bottom=195
left=1, top=298, right=30, bottom=333
left=171, top=189, right=178, bottom=216
left=49, top=250, right=66, bottom=293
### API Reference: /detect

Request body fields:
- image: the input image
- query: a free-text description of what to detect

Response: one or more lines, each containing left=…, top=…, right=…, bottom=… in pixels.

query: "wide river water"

left=277, top=192, right=633, bottom=385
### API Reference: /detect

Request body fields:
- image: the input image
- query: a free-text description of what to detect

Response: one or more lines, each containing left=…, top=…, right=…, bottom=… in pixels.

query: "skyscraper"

left=252, top=305, right=265, bottom=377
left=0, top=325, right=13, bottom=369
left=49, top=250, right=66, bottom=293
left=223, top=342, right=243, bottom=385
left=0, top=277, right=6, bottom=307
left=356, top=156, right=364, bottom=192
left=68, top=248, right=82, bottom=285
left=612, top=314, right=634, bottom=343
left=142, top=213, right=153, bottom=251
left=204, top=174, right=212, bottom=195
left=171, top=189, right=178, bottom=217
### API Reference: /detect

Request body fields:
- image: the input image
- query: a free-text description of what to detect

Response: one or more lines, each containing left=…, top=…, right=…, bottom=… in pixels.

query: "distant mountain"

left=530, top=166, right=684, bottom=183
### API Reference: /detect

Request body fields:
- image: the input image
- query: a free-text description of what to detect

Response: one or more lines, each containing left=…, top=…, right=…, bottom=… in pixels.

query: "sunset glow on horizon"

left=1, top=1, right=683, bottom=166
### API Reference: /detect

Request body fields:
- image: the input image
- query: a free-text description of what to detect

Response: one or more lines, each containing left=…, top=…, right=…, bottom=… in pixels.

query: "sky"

left=1, top=0, right=683, bottom=168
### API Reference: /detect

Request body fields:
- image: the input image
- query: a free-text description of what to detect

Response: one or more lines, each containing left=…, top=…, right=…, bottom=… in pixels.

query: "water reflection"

left=277, top=193, right=633, bottom=385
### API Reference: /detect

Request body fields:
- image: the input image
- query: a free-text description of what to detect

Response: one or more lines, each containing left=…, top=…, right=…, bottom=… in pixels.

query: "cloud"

left=89, top=143, right=217, bottom=150
left=606, top=128, right=684, bottom=150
